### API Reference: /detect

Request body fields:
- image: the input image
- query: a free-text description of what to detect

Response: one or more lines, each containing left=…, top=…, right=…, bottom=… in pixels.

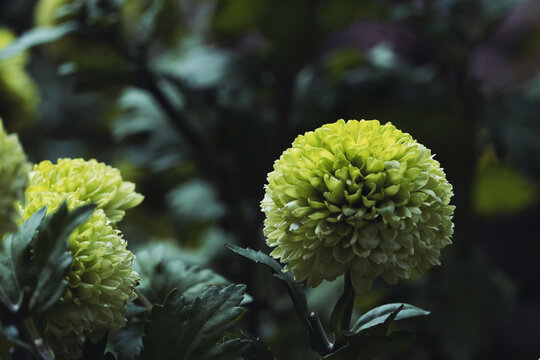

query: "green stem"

left=134, top=288, right=153, bottom=311
left=329, top=271, right=355, bottom=352
left=330, top=272, right=354, bottom=334
left=307, top=311, right=332, bottom=356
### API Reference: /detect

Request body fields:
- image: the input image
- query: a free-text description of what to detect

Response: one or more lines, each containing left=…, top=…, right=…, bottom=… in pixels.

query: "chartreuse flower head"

left=0, top=120, right=31, bottom=235
left=262, top=119, right=454, bottom=294
left=21, top=159, right=142, bottom=359
left=27, top=158, right=144, bottom=223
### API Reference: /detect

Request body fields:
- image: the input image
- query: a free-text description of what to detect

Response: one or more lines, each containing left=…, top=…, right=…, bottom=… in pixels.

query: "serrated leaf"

left=225, top=244, right=309, bottom=329
left=142, top=285, right=251, bottom=360
left=0, top=208, right=47, bottom=304
left=0, top=22, right=79, bottom=59
left=350, top=303, right=429, bottom=333
left=134, top=243, right=230, bottom=305
left=29, top=203, right=95, bottom=314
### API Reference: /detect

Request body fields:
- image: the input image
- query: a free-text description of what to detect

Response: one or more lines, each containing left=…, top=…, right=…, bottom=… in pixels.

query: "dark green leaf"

left=29, top=203, right=95, bottom=314
left=0, top=22, right=79, bottom=59
left=134, top=243, right=230, bottom=305
left=142, top=285, right=251, bottom=360
left=350, top=303, right=429, bottom=333
left=225, top=244, right=309, bottom=329
left=167, top=179, right=226, bottom=223
left=344, top=305, right=405, bottom=360
left=0, top=208, right=47, bottom=304
left=325, top=305, right=407, bottom=360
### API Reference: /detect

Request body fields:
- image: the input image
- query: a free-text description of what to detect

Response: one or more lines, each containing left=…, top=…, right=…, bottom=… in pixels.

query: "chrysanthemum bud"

left=262, top=119, right=455, bottom=293
left=21, top=159, right=142, bottom=359
left=27, top=158, right=144, bottom=223
left=0, top=120, right=31, bottom=234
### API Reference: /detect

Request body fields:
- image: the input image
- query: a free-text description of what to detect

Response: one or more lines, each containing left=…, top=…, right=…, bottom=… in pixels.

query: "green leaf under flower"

left=350, top=303, right=430, bottom=333
left=142, top=285, right=251, bottom=360
left=225, top=244, right=309, bottom=329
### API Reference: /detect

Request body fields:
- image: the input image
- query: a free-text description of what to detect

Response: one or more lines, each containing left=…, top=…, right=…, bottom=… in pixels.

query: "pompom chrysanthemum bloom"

left=262, top=119, right=454, bottom=293
left=27, top=158, right=144, bottom=223
left=0, top=120, right=31, bottom=234
left=21, top=159, right=143, bottom=359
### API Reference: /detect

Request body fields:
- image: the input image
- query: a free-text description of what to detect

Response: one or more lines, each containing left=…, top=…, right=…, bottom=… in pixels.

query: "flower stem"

left=329, top=271, right=355, bottom=352
left=134, top=288, right=153, bottom=311
left=307, top=310, right=332, bottom=356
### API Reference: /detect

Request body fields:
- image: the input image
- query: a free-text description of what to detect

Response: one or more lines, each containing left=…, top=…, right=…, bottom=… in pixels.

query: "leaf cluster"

left=226, top=245, right=430, bottom=360
left=0, top=203, right=94, bottom=359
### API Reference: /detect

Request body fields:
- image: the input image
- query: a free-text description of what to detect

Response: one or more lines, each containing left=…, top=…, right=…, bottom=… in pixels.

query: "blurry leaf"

left=115, top=326, right=145, bottom=360
left=155, top=38, right=234, bottom=89
left=114, top=87, right=185, bottom=171
left=140, top=0, right=166, bottom=40
left=367, top=43, right=398, bottom=69
left=211, top=0, right=262, bottom=37
left=473, top=162, right=538, bottom=216
left=142, top=285, right=251, bottom=360
left=0, top=22, right=79, bottom=59
left=167, top=179, right=226, bottom=222
left=0, top=324, right=30, bottom=352
left=0, top=326, right=14, bottom=359
left=225, top=244, right=309, bottom=329
left=480, top=0, right=526, bottom=21
left=134, top=243, right=230, bottom=305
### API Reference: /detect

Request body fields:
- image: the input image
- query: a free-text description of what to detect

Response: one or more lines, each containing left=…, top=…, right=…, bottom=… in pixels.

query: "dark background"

left=1, top=0, right=539, bottom=359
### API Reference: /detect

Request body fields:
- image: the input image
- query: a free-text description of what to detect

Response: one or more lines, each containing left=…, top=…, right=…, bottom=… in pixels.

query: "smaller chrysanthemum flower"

left=262, top=119, right=455, bottom=293
left=27, top=158, right=144, bottom=223
left=20, top=191, right=140, bottom=360
left=0, top=119, right=31, bottom=234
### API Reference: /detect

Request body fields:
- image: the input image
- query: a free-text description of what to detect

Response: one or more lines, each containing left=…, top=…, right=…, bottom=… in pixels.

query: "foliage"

left=0, top=0, right=538, bottom=358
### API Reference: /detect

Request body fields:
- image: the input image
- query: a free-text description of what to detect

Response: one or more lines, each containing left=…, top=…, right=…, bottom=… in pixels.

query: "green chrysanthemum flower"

left=27, top=158, right=144, bottom=223
left=21, top=159, right=143, bottom=359
left=262, top=119, right=454, bottom=294
left=0, top=120, right=31, bottom=235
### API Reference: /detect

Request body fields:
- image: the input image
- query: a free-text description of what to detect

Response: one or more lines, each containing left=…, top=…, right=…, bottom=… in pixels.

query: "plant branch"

left=307, top=311, right=333, bottom=356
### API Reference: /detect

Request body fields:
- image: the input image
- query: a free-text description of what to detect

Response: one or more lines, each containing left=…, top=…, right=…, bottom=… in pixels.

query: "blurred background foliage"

left=0, top=0, right=539, bottom=358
